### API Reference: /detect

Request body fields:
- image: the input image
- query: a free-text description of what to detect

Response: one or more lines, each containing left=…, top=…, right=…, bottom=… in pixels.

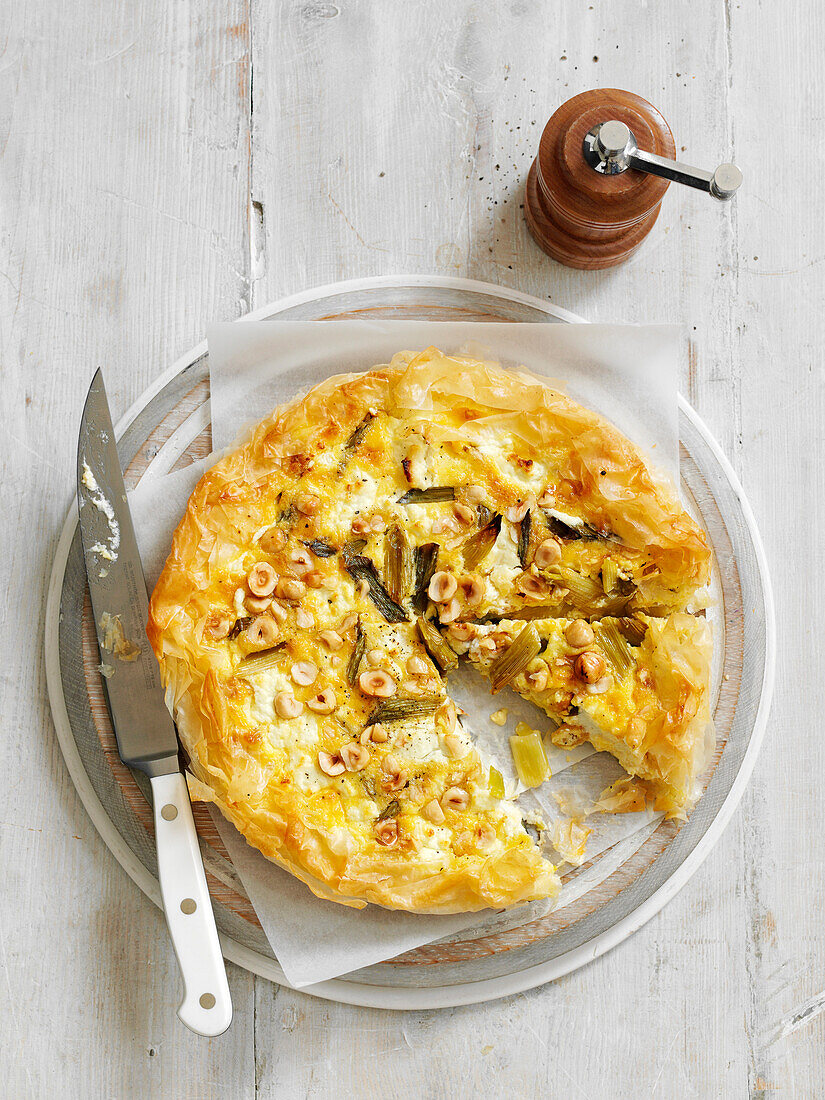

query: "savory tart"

left=148, top=346, right=713, bottom=912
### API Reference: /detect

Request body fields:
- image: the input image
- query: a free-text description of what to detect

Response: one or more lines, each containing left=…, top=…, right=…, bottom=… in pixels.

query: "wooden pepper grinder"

left=524, top=88, right=742, bottom=269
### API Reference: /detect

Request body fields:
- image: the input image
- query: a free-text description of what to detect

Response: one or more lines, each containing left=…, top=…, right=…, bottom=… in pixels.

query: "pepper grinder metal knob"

left=524, top=88, right=743, bottom=270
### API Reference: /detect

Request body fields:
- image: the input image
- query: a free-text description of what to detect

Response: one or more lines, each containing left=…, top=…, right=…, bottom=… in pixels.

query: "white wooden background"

left=1, top=0, right=821, bottom=1095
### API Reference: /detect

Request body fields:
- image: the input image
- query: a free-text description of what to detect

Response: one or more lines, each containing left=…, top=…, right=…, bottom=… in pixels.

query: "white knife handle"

left=150, top=772, right=232, bottom=1036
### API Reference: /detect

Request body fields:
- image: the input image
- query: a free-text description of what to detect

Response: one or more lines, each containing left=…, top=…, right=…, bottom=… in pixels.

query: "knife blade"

left=78, top=369, right=232, bottom=1037
left=77, top=371, right=180, bottom=776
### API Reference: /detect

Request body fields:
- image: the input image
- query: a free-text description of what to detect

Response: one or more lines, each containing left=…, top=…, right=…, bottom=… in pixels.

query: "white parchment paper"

left=129, top=319, right=684, bottom=989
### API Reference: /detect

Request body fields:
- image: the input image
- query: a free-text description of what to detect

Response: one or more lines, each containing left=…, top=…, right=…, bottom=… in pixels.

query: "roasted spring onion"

left=340, top=538, right=368, bottom=559
left=377, top=799, right=400, bottom=821
left=476, top=504, right=495, bottom=529
left=617, top=616, right=648, bottom=646
left=302, top=537, right=337, bottom=558
left=543, top=511, right=610, bottom=542
left=601, top=557, right=620, bottom=593
left=509, top=731, right=549, bottom=788
left=488, top=623, right=541, bottom=693
left=370, top=695, right=442, bottom=724
left=416, top=616, right=458, bottom=671
left=412, top=542, right=439, bottom=613
left=339, top=412, right=374, bottom=469
left=346, top=620, right=366, bottom=684
left=384, top=523, right=414, bottom=604
left=228, top=616, right=253, bottom=641
left=595, top=619, right=636, bottom=678
left=488, top=765, right=505, bottom=799
left=397, top=486, right=456, bottom=505
left=237, top=645, right=285, bottom=676
left=344, top=555, right=409, bottom=622
left=551, top=565, right=604, bottom=607
left=463, top=514, right=502, bottom=572
left=517, top=509, right=532, bottom=568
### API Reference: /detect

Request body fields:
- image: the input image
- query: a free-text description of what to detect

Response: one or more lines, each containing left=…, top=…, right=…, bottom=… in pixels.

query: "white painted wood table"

left=1, top=1, right=821, bottom=1095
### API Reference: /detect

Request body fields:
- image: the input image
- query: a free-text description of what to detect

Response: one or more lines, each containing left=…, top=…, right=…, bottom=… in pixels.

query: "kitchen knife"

left=77, top=369, right=232, bottom=1037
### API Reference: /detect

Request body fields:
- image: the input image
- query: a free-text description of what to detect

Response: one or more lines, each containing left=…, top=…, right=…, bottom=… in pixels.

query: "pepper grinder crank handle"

left=582, top=119, right=742, bottom=201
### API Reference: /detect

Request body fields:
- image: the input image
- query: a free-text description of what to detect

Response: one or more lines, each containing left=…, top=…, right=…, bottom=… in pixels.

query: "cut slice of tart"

left=448, top=614, right=714, bottom=817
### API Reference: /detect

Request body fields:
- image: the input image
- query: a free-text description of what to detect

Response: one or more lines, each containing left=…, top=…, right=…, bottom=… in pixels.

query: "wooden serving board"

left=50, top=278, right=768, bottom=1002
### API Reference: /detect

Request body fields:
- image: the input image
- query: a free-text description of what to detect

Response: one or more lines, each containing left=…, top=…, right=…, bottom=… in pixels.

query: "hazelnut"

left=244, top=594, right=272, bottom=614
left=340, top=743, right=370, bottom=771
left=447, top=622, right=473, bottom=642
left=319, top=629, right=344, bottom=651
left=259, top=526, right=286, bottom=554
left=244, top=616, right=279, bottom=649
left=366, top=648, right=384, bottom=667
left=421, top=799, right=445, bottom=824
left=269, top=601, right=288, bottom=624
left=440, top=787, right=470, bottom=813
left=574, top=651, right=606, bottom=684
left=360, top=722, right=389, bottom=745
left=443, top=732, right=467, bottom=758
left=534, top=538, right=563, bottom=570
left=317, top=751, right=345, bottom=777
left=374, top=819, right=399, bottom=847
left=288, top=548, right=314, bottom=576
left=565, top=619, right=595, bottom=648
left=204, top=612, right=232, bottom=641
left=296, top=608, right=315, bottom=629
left=525, top=664, right=549, bottom=692
left=350, top=516, right=371, bottom=536
left=506, top=495, right=536, bottom=523
left=436, top=699, right=457, bottom=734
left=247, top=561, right=278, bottom=597
left=381, top=754, right=407, bottom=791
left=306, top=688, right=336, bottom=714
left=370, top=514, right=387, bottom=533
left=274, top=691, right=303, bottom=719
left=427, top=571, right=457, bottom=604
left=452, top=502, right=475, bottom=526
left=290, top=660, right=318, bottom=687
left=458, top=574, right=484, bottom=607
left=438, top=597, right=462, bottom=624
left=405, top=655, right=430, bottom=677
left=586, top=674, right=613, bottom=695
left=517, top=573, right=547, bottom=600
left=305, top=570, right=325, bottom=589
left=275, top=578, right=306, bottom=601
left=464, top=485, right=487, bottom=504
left=295, top=494, right=321, bottom=516
left=358, top=669, right=396, bottom=698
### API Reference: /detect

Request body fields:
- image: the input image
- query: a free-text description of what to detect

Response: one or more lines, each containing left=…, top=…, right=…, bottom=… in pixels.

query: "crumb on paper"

left=515, top=720, right=542, bottom=738
left=490, top=708, right=508, bottom=726
left=551, top=818, right=592, bottom=867
left=99, top=611, right=141, bottom=661
left=552, top=787, right=595, bottom=819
